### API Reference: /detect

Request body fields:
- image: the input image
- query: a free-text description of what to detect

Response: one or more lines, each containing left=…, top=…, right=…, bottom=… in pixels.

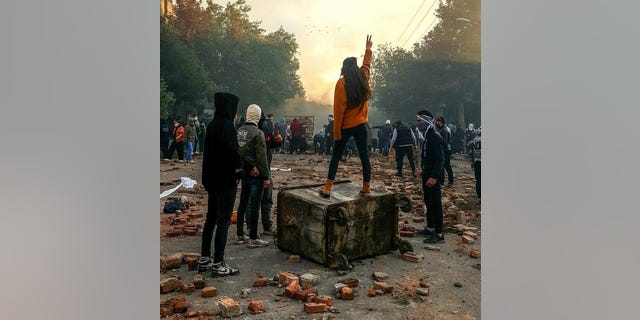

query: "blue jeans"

left=200, top=187, right=236, bottom=263
left=236, top=179, right=264, bottom=240
left=185, top=141, right=194, bottom=161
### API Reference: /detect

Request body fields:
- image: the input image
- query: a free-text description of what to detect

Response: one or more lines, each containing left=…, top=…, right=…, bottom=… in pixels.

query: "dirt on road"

left=160, top=151, right=481, bottom=320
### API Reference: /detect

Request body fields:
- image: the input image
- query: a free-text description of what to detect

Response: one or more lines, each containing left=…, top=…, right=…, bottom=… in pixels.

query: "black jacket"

left=259, top=116, right=282, bottom=167
left=420, top=128, right=445, bottom=183
left=202, top=93, right=242, bottom=191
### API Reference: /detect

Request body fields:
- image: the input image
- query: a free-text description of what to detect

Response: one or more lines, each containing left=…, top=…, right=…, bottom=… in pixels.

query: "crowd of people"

left=162, top=35, right=481, bottom=278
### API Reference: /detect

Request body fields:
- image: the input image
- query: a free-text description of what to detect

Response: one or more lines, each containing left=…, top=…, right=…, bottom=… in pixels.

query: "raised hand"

left=366, top=35, right=372, bottom=50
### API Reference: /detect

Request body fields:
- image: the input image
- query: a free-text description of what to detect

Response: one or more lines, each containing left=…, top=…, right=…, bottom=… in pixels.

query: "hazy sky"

left=209, top=0, right=439, bottom=105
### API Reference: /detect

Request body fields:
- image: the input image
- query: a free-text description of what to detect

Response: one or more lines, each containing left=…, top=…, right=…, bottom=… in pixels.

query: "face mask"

left=417, top=122, right=429, bottom=131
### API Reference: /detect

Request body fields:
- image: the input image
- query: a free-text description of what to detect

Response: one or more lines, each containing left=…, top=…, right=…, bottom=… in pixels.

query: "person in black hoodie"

left=160, top=118, right=171, bottom=160
left=198, top=92, right=242, bottom=277
left=414, top=110, right=446, bottom=244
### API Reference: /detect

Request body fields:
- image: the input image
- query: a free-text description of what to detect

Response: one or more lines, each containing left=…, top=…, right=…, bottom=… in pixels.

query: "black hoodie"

left=202, top=93, right=243, bottom=191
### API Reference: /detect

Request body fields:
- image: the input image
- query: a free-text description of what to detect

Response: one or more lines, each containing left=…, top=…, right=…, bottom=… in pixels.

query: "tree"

left=160, top=75, right=175, bottom=119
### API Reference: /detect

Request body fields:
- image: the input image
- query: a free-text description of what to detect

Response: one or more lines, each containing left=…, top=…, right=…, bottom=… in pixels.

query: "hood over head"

left=214, top=92, right=239, bottom=120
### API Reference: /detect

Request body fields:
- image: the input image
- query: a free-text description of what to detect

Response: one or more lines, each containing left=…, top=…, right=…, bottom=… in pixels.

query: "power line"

left=417, top=17, right=439, bottom=44
left=394, top=0, right=428, bottom=46
left=400, top=0, right=439, bottom=48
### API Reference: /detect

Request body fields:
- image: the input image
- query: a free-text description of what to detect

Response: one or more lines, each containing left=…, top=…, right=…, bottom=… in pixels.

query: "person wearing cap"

left=414, top=110, right=446, bottom=244
left=235, top=104, right=271, bottom=249
left=380, top=119, right=393, bottom=156
left=319, top=35, right=374, bottom=197
left=199, top=92, right=242, bottom=277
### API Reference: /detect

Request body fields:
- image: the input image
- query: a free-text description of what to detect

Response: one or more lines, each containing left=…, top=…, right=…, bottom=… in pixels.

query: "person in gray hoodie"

left=235, top=104, right=271, bottom=248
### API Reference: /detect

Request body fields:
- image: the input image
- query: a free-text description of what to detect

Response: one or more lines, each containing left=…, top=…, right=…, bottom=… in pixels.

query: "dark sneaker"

left=447, top=182, right=454, bottom=187
left=423, top=233, right=445, bottom=244
left=262, top=227, right=276, bottom=236
left=211, top=261, right=239, bottom=277
left=412, top=172, right=417, bottom=178
left=395, top=172, right=402, bottom=177
left=415, top=228, right=435, bottom=237
left=197, top=257, right=214, bottom=273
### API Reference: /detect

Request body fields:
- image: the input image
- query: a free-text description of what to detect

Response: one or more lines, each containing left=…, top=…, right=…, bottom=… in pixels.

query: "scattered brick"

left=463, top=231, right=478, bottom=239
left=218, top=296, right=242, bottom=317
left=284, top=279, right=299, bottom=299
left=248, top=300, right=265, bottom=314
left=461, top=235, right=475, bottom=244
left=173, top=300, right=189, bottom=313
left=188, top=213, right=204, bottom=219
left=368, top=289, right=377, bottom=297
left=416, top=287, right=429, bottom=296
left=185, top=257, right=198, bottom=271
left=186, top=311, right=198, bottom=318
left=201, top=286, right=217, bottom=298
left=181, top=283, right=195, bottom=294
left=314, top=295, right=333, bottom=307
left=288, top=255, right=301, bottom=263
left=193, top=274, right=206, bottom=289
left=372, top=272, right=389, bottom=281
left=253, top=276, right=269, bottom=287
left=469, top=250, right=481, bottom=258
left=183, top=227, right=198, bottom=236
left=338, top=278, right=359, bottom=288
left=334, top=283, right=347, bottom=294
left=300, top=273, right=320, bottom=287
left=305, top=293, right=317, bottom=303
left=165, top=230, right=181, bottom=237
left=424, top=245, right=441, bottom=251
left=412, top=217, right=425, bottom=223
left=400, top=230, right=415, bottom=237
left=456, top=212, right=467, bottom=225
left=372, top=281, right=394, bottom=294
left=304, top=302, right=329, bottom=313
left=160, top=277, right=182, bottom=294
left=402, top=252, right=424, bottom=263
left=419, top=281, right=429, bottom=288
left=339, top=286, right=354, bottom=300
left=160, top=306, right=173, bottom=317
left=160, top=253, right=183, bottom=270
left=279, top=272, right=298, bottom=285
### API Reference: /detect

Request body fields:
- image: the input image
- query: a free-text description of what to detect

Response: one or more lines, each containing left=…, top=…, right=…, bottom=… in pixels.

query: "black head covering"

left=214, top=92, right=239, bottom=120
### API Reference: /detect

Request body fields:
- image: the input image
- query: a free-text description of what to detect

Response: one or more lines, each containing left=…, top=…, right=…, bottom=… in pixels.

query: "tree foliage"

left=372, top=0, right=480, bottom=128
left=160, top=0, right=305, bottom=119
left=160, top=75, right=175, bottom=119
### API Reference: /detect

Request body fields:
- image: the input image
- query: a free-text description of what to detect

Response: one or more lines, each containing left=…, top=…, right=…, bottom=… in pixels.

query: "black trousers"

left=395, top=146, right=416, bottom=175
left=201, top=187, right=236, bottom=263
left=444, top=150, right=454, bottom=183
left=161, top=139, right=169, bottom=159
left=422, top=176, right=443, bottom=234
left=168, top=141, right=184, bottom=160
left=327, top=124, right=371, bottom=182
left=474, top=161, right=481, bottom=198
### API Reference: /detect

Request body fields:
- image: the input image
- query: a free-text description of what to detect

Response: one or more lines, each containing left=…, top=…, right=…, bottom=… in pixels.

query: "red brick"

left=173, top=300, right=189, bottom=313
left=469, top=250, right=480, bottom=258
left=185, top=257, right=198, bottom=271
left=338, top=278, right=359, bottom=288
left=160, top=253, right=183, bottom=270
left=253, top=276, right=269, bottom=287
left=201, top=286, right=217, bottom=298
left=372, top=281, right=394, bottom=294
left=314, top=295, right=333, bottom=307
left=305, top=293, right=317, bottom=303
left=181, top=283, right=195, bottom=293
left=457, top=212, right=467, bottom=225
left=463, top=231, right=478, bottom=239
left=165, top=230, right=181, bottom=237
left=193, top=274, right=206, bottom=289
left=186, top=311, right=198, bottom=318
left=160, top=277, right=182, bottom=294
left=218, top=297, right=241, bottom=318
left=183, top=227, right=198, bottom=236
left=461, top=235, right=475, bottom=244
left=339, top=286, right=354, bottom=300
left=402, top=252, right=424, bottom=263
left=160, top=306, right=173, bottom=317
left=284, top=279, right=299, bottom=299
left=412, top=217, right=425, bottom=223
left=304, top=303, right=329, bottom=313
left=368, top=289, right=377, bottom=297
left=279, top=272, right=298, bottom=285
left=188, top=213, right=204, bottom=219
left=288, top=255, right=301, bottom=263
left=248, top=300, right=265, bottom=314
left=400, top=230, right=415, bottom=237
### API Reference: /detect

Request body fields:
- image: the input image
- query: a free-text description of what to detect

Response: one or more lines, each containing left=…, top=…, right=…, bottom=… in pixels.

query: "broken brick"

left=160, top=306, right=173, bottom=317
left=173, top=300, right=189, bottom=313
left=372, top=272, right=389, bottom=281
left=314, top=295, right=334, bottom=307
left=181, top=283, right=195, bottom=294
left=368, top=289, right=377, bottom=297
left=288, top=255, right=301, bottom=263
left=300, top=273, right=321, bottom=287
left=218, top=296, right=242, bottom=317
left=165, top=230, right=181, bottom=237
left=461, top=235, right=475, bottom=244
left=469, top=250, right=480, bottom=258
left=185, top=257, right=198, bottom=271
left=463, top=231, right=478, bottom=239
left=304, top=302, right=329, bottom=313
left=188, top=212, right=204, bottom=219
left=160, top=277, right=182, bottom=294
left=400, top=230, right=415, bottom=237
left=372, top=281, right=394, bottom=294
left=339, top=286, right=354, bottom=300
left=402, top=252, right=424, bottom=263
left=338, top=278, right=359, bottom=288
left=201, top=286, right=217, bottom=298
left=186, top=311, right=198, bottom=318
left=253, top=276, right=269, bottom=287
left=160, top=253, right=183, bottom=270
left=193, top=274, right=206, bottom=289
left=416, top=287, right=429, bottom=296
left=284, top=279, right=299, bottom=299
left=412, top=217, right=425, bottom=223
left=183, top=227, right=198, bottom=236
left=248, top=300, right=265, bottom=314
left=279, top=272, right=298, bottom=285
left=305, top=293, right=317, bottom=303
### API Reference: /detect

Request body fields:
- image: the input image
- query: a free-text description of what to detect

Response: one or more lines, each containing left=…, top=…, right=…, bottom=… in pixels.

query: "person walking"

left=160, top=118, right=171, bottom=160
left=435, top=116, right=454, bottom=186
left=167, top=118, right=185, bottom=162
left=414, top=110, right=446, bottom=244
left=380, top=120, right=393, bottom=156
left=184, top=119, right=196, bottom=163
left=319, top=35, right=374, bottom=197
left=468, top=129, right=481, bottom=199
left=198, top=92, right=242, bottom=277
left=235, top=104, right=271, bottom=249
left=198, top=122, right=206, bottom=153
left=289, top=117, right=303, bottom=154
left=389, top=120, right=417, bottom=177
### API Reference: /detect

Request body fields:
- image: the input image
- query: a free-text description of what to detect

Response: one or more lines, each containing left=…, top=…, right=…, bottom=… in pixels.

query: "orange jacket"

left=173, top=125, right=185, bottom=142
left=333, top=48, right=372, bottom=141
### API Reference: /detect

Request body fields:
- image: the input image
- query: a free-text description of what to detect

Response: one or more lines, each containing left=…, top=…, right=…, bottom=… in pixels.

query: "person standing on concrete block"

left=199, top=92, right=242, bottom=277
left=435, top=116, right=454, bottom=186
left=414, top=110, right=446, bottom=244
left=236, top=104, right=271, bottom=249
left=320, top=35, right=374, bottom=198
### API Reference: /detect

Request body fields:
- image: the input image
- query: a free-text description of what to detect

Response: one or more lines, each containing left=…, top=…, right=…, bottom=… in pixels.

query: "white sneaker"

left=247, top=238, right=269, bottom=248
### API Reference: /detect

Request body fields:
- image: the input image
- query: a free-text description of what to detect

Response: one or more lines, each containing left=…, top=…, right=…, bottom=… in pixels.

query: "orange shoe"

left=319, top=179, right=333, bottom=198
left=359, top=182, right=371, bottom=196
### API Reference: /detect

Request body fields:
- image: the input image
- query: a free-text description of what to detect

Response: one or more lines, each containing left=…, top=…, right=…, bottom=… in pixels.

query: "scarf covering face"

left=416, top=114, right=434, bottom=134
left=246, top=104, right=262, bottom=125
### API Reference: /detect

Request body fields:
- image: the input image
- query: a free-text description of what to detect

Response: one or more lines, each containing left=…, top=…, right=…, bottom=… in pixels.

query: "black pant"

left=395, top=146, right=416, bottom=175
left=422, top=176, right=443, bottom=234
left=236, top=179, right=264, bottom=239
left=325, top=137, right=333, bottom=155
left=161, top=139, right=169, bottom=159
left=444, top=150, right=453, bottom=183
left=328, top=123, right=371, bottom=182
left=260, top=177, right=274, bottom=230
left=474, top=161, right=481, bottom=198
left=200, top=187, right=236, bottom=263
left=168, top=141, right=184, bottom=160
